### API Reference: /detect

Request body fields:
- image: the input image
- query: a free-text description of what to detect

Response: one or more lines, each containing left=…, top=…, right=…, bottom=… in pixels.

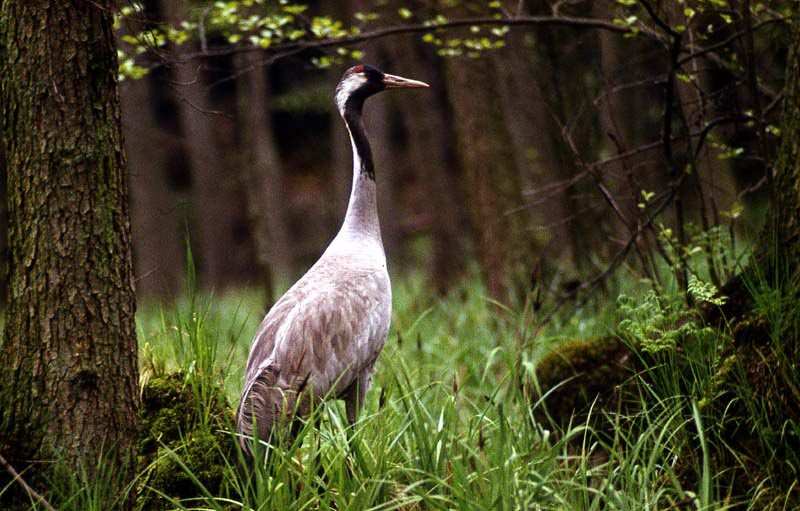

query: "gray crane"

left=236, top=65, right=428, bottom=455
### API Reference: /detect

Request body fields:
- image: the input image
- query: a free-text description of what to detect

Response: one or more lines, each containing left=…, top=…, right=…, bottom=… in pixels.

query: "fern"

left=617, top=289, right=717, bottom=354
left=688, top=274, right=727, bottom=306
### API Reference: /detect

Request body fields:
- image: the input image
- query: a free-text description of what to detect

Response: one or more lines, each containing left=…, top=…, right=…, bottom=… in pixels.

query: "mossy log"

left=137, top=373, right=235, bottom=510
left=532, top=336, right=635, bottom=427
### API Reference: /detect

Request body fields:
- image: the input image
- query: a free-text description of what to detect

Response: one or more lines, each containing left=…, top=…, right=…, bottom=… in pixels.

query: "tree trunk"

left=364, top=62, right=402, bottom=264
left=445, top=53, right=534, bottom=302
left=390, top=39, right=468, bottom=293
left=593, top=1, right=663, bottom=281
left=121, top=74, right=185, bottom=299
left=0, top=117, right=6, bottom=308
left=496, top=29, right=576, bottom=282
left=718, top=5, right=800, bottom=320
left=0, top=0, right=138, bottom=507
left=236, top=54, right=293, bottom=302
left=535, top=25, right=597, bottom=276
left=765, top=8, right=800, bottom=276
left=162, top=0, right=244, bottom=291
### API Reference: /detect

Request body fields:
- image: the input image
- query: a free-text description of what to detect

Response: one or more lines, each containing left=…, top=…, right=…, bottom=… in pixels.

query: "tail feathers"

left=235, top=364, right=308, bottom=456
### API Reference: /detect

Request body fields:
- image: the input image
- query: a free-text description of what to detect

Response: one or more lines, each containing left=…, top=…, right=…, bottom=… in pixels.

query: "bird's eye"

left=354, top=65, right=365, bottom=74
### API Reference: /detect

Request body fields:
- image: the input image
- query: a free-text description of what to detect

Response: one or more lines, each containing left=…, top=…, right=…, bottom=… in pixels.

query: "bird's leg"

left=344, top=373, right=370, bottom=427
left=312, top=410, right=330, bottom=496
left=289, top=401, right=329, bottom=497
left=340, top=376, right=370, bottom=486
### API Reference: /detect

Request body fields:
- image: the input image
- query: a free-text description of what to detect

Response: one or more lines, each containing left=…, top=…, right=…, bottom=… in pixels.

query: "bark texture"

left=0, top=0, right=138, bottom=505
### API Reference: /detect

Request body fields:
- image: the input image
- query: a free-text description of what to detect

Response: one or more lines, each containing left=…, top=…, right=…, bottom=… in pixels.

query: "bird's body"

left=236, top=65, right=428, bottom=453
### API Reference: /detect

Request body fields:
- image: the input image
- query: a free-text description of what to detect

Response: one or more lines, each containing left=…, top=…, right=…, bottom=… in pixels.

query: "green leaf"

left=491, top=26, right=509, bottom=37
left=282, top=4, right=308, bottom=15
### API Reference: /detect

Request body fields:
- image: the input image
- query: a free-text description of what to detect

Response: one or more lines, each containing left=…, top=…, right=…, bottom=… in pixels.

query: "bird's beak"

left=383, top=73, right=429, bottom=89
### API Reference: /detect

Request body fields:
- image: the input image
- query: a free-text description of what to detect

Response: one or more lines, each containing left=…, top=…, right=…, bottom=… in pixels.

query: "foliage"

left=113, top=0, right=614, bottom=79
left=617, top=288, right=719, bottom=354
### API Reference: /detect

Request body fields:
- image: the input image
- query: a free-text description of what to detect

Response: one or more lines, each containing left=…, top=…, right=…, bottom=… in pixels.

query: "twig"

left=168, top=82, right=233, bottom=119
left=640, top=0, right=690, bottom=294
left=198, top=6, right=212, bottom=55
left=531, top=180, right=681, bottom=339
left=516, top=0, right=526, bottom=18
left=677, top=16, right=787, bottom=67
left=0, top=452, right=58, bottom=511
left=638, top=0, right=680, bottom=38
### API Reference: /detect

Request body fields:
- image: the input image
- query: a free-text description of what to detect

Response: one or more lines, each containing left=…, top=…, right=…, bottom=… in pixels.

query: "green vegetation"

left=3, top=264, right=798, bottom=510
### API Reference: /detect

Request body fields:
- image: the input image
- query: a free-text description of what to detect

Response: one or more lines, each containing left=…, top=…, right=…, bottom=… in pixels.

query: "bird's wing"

left=274, top=268, right=390, bottom=396
left=242, top=291, right=301, bottom=385
left=243, top=267, right=390, bottom=400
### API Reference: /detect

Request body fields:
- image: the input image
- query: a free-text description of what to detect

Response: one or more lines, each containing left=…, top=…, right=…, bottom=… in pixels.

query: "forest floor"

left=10, top=267, right=800, bottom=510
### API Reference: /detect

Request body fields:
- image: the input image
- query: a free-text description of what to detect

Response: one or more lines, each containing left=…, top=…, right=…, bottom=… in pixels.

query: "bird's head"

left=335, top=64, right=429, bottom=116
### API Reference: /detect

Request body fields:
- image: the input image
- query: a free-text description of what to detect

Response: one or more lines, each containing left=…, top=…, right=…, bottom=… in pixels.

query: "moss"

left=532, top=336, right=635, bottom=426
left=731, top=314, right=770, bottom=349
left=144, top=429, right=226, bottom=505
left=137, top=373, right=235, bottom=510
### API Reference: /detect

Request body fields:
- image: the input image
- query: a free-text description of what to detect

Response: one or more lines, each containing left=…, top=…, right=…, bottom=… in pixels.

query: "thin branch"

left=204, top=47, right=310, bottom=90
left=593, top=175, right=631, bottom=227
left=167, top=80, right=233, bottom=119
left=515, top=0, right=526, bottom=18
left=531, top=183, right=679, bottom=338
left=0, top=453, right=58, bottom=511
left=164, top=14, right=638, bottom=95
left=198, top=6, right=212, bottom=55
left=171, top=14, right=640, bottom=62
left=692, top=114, right=751, bottom=159
left=677, top=16, right=787, bottom=66
left=638, top=0, right=680, bottom=38
left=764, top=90, right=784, bottom=117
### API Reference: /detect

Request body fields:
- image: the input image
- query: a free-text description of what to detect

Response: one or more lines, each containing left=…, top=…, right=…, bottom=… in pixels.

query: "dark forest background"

left=2, top=0, right=785, bottom=308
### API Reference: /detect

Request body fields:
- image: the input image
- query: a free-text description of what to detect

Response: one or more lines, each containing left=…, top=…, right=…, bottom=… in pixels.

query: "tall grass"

left=7, top=266, right=796, bottom=510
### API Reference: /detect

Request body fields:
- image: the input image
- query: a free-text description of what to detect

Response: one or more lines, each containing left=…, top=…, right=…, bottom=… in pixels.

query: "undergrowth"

left=4, top=260, right=798, bottom=510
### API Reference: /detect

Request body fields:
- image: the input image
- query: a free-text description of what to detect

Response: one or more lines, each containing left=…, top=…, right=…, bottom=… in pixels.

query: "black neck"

left=343, top=97, right=375, bottom=180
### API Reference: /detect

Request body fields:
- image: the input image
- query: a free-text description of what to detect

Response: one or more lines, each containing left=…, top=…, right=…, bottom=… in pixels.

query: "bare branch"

left=198, top=6, right=212, bottom=55
left=677, top=16, right=787, bottom=67
left=0, top=453, right=58, bottom=511
left=638, top=0, right=680, bottom=38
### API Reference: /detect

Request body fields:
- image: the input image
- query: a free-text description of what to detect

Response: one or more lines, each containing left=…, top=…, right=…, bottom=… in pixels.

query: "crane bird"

left=236, top=65, right=428, bottom=455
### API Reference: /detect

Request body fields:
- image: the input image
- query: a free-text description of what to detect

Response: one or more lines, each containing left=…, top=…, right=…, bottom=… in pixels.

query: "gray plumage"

left=236, top=65, right=428, bottom=454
